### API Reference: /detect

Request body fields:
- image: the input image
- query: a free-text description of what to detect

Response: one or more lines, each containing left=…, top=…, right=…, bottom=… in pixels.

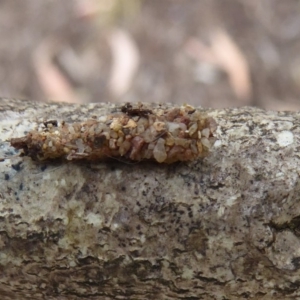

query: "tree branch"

left=1, top=98, right=300, bottom=299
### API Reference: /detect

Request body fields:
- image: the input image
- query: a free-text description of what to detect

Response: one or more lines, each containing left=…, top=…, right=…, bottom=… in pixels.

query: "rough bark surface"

left=1, top=98, right=300, bottom=300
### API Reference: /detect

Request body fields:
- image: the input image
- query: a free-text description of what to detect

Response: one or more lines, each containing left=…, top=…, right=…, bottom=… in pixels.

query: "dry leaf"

left=33, top=38, right=80, bottom=104
left=108, top=29, right=140, bottom=98
left=185, top=29, right=252, bottom=104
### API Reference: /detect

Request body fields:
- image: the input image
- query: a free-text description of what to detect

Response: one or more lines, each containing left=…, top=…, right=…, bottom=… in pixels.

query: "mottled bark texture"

left=0, top=99, right=300, bottom=300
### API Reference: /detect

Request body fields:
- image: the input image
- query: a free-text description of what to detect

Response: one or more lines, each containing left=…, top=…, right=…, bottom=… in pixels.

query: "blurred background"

left=1, top=0, right=300, bottom=110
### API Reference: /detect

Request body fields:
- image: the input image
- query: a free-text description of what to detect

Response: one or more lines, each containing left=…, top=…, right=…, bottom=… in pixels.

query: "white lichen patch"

left=140, top=234, right=146, bottom=244
left=226, top=194, right=239, bottom=206
left=101, top=193, right=119, bottom=226
left=69, top=260, right=77, bottom=267
left=275, top=172, right=284, bottom=178
left=218, top=194, right=239, bottom=218
left=85, top=212, right=103, bottom=227
left=181, top=266, right=194, bottom=279
left=244, top=164, right=256, bottom=176
left=42, top=173, right=51, bottom=180
left=213, top=139, right=222, bottom=148
left=276, top=131, right=294, bottom=147
left=227, top=124, right=250, bottom=139
left=60, top=178, right=67, bottom=187
left=265, top=120, right=275, bottom=130
left=218, top=206, right=225, bottom=217
left=112, top=223, right=119, bottom=229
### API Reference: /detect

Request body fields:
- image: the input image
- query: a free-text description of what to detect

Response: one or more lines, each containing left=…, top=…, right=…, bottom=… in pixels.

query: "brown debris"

left=10, top=103, right=217, bottom=163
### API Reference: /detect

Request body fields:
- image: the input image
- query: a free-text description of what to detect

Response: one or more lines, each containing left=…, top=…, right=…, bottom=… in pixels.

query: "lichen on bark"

left=1, top=98, right=300, bottom=299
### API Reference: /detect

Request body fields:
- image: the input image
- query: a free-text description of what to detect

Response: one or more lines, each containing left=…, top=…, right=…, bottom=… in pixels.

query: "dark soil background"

left=1, top=0, right=300, bottom=110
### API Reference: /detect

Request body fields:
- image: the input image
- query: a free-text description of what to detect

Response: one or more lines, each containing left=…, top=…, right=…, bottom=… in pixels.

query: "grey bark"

left=0, top=98, right=300, bottom=299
